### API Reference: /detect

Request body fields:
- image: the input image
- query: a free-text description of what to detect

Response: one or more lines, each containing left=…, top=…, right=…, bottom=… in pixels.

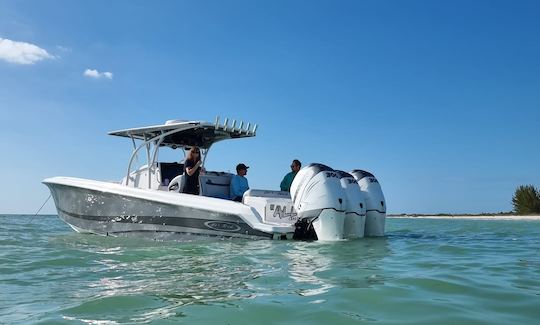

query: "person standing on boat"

left=183, top=147, right=202, bottom=195
left=280, top=159, right=301, bottom=191
left=230, top=163, right=249, bottom=202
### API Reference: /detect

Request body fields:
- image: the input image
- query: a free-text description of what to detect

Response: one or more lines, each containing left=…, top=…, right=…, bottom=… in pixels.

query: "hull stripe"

left=58, top=208, right=274, bottom=239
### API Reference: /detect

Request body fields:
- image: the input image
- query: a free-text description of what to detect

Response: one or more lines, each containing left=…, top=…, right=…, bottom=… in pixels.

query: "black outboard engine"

left=335, top=170, right=367, bottom=239
left=350, top=170, right=386, bottom=237
left=290, top=164, right=347, bottom=241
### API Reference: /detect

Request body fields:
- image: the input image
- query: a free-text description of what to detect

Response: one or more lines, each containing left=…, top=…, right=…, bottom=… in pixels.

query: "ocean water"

left=1, top=215, right=539, bottom=324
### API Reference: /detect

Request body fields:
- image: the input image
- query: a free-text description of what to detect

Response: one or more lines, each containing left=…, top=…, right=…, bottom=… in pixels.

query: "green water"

left=1, top=215, right=539, bottom=324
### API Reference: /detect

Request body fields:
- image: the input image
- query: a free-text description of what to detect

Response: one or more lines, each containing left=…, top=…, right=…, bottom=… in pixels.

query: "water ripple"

left=1, top=215, right=540, bottom=323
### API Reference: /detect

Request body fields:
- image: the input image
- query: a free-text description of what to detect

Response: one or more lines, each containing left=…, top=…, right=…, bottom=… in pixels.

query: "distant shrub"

left=512, top=185, right=540, bottom=215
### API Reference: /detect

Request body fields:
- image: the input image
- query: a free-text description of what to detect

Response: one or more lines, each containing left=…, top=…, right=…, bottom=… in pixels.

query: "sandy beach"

left=389, top=215, right=540, bottom=220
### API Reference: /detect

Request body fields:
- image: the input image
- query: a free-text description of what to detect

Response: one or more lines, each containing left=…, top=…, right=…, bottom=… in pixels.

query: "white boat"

left=43, top=118, right=386, bottom=241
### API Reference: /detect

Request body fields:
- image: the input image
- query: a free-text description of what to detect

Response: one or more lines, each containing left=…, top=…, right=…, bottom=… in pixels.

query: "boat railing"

left=125, top=127, right=190, bottom=187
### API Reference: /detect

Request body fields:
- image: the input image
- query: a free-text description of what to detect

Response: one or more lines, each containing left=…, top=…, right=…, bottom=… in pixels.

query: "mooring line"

left=27, top=194, right=52, bottom=224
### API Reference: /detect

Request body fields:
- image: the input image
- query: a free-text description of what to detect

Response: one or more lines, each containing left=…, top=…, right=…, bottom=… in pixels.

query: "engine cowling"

left=290, top=163, right=346, bottom=241
left=335, top=170, right=366, bottom=239
left=350, top=170, right=386, bottom=237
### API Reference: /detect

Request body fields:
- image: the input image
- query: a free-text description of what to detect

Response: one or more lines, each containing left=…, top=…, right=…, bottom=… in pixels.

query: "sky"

left=0, top=0, right=539, bottom=215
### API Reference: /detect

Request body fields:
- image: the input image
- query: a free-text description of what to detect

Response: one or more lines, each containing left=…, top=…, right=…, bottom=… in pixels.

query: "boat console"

left=159, top=162, right=184, bottom=186
left=199, top=171, right=233, bottom=199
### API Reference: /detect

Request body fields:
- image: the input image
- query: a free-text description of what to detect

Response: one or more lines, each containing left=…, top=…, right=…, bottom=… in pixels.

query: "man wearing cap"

left=230, top=163, right=250, bottom=202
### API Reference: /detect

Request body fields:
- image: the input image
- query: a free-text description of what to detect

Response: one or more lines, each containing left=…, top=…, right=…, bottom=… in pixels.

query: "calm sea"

left=1, top=215, right=539, bottom=324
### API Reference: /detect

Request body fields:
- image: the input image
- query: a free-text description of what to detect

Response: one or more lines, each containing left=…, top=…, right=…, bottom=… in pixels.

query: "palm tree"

left=512, top=185, right=540, bottom=215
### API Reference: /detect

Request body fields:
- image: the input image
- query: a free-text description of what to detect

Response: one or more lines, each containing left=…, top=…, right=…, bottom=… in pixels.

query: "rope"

left=27, top=194, right=52, bottom=224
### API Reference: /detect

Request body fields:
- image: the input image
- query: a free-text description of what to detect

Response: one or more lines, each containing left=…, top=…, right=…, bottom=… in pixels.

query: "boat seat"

left=168, top=174, right=186, bottom=193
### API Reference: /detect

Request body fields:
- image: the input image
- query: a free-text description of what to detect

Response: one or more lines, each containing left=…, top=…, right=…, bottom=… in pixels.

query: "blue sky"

left=1, top=0, right=539, bottom=214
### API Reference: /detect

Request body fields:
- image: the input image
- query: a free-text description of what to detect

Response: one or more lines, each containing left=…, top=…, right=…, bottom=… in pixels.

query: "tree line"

left=512, top=185, right=540, bottom=215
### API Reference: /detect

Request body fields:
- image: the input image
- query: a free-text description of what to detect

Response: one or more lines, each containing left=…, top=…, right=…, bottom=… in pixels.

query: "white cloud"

left=84, top=69, right=113, bottom=80
left=0, top=37, right=54, bottom=64
left=55, top=45, right=71, bottom=53
left=54, top=45, right=72, bottom=58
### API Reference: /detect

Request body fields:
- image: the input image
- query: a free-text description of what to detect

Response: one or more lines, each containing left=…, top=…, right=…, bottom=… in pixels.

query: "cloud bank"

left=83, top=69, right=113, bottom=80
left=0, top=38, right=54, bottom=64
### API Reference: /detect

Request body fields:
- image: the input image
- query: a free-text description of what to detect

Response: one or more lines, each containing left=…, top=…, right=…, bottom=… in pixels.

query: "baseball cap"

left=236, top=163, right=249, bottom=171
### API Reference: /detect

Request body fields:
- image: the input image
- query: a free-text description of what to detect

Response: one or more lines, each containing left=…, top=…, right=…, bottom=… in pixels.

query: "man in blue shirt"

left=230, top=163, right=250, bottom=202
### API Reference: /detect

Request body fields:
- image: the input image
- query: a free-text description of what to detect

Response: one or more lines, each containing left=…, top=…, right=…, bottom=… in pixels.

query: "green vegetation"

left=512, top=185, right=540, bottom=215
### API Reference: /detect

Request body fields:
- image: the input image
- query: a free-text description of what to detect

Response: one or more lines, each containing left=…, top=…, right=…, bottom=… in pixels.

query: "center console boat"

left=43, top=118, right=386, bottom=241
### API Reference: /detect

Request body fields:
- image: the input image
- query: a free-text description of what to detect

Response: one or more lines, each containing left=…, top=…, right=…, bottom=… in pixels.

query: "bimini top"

left=108, top=118, right=257, bottom=149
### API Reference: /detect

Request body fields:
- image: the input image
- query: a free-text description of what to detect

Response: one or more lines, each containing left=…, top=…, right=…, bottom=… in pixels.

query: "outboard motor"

left=290, top=163, right=346, bottom=241
left=350, top=170, right=386, bottom=237
left=335, top=170, right=366, bottom=239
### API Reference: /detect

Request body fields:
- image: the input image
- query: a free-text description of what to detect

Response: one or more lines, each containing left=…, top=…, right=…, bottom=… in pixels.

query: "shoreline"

left=388, top=215, right=540, bottom=220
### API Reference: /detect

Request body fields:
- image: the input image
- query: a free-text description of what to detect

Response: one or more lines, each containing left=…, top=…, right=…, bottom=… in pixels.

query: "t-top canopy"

left=108, top=119, right=257, bottom=149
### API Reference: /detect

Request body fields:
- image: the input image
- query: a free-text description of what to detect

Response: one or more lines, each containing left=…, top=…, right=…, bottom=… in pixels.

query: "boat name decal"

left=369, top=177, right=379, bottom=183
left=325, top=172, right=339, bottom=178
left=204, top=221, right=241, bottom=232
left=269, top=204, right=298, bottom=220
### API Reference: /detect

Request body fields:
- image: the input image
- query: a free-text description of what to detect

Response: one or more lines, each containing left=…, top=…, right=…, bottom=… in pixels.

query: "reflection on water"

left=55, top=235, right=392, bottom=323
left=286, top=244, right=335, bottom=296
left=285, top=239, right=391, bottom=297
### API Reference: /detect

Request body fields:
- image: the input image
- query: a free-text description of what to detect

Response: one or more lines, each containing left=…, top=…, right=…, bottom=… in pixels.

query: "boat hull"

left=44, top=178, right=277, bottom=240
